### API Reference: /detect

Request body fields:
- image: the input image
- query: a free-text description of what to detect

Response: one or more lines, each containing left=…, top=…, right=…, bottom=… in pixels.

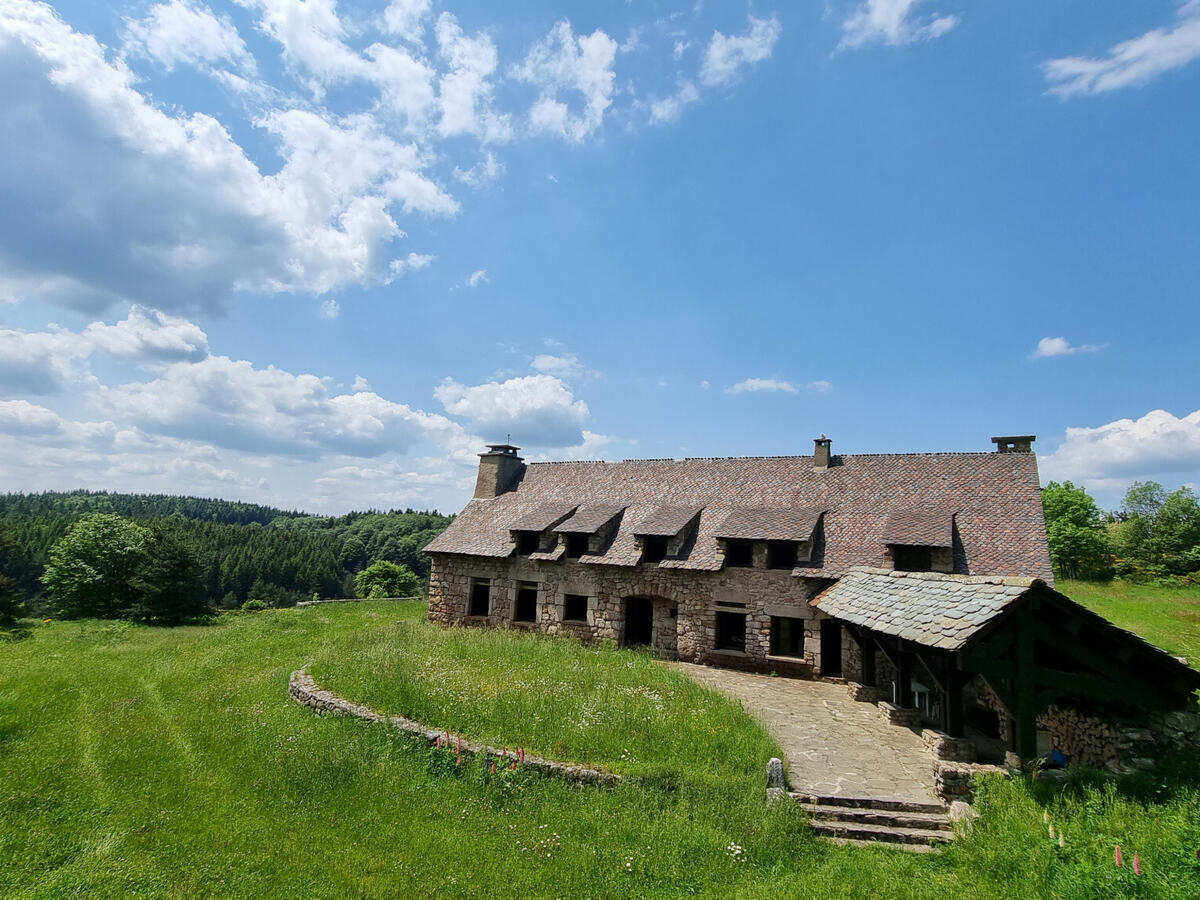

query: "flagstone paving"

left=672, top=663, right=941, bottom=805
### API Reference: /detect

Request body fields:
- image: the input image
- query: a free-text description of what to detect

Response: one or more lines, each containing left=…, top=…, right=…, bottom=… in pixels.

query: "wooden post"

left=896, top=642, right=913, bottom=708
left=945, top=658, right=965, bottom=738
left=862, top=633, right=876, bottom=686
left=1015, top=616, right=1037, bottom=759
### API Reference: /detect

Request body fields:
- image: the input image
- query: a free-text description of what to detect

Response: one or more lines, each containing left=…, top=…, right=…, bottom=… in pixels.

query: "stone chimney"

left=991, top=435, right=1036, bottom=453
left=474, top=442, right=525, bottom=499
left=813, top=434, right=832, bottom=470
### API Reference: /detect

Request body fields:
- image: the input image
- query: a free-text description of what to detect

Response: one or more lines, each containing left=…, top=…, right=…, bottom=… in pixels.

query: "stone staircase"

left=791, top=792, right=954, bottom=852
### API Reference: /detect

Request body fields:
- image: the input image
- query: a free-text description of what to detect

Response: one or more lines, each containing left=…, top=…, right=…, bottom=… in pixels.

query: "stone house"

left=426, top=436, right=1200, bottom=766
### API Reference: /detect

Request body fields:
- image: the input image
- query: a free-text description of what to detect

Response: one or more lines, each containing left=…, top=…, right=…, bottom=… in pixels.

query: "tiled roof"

left=810, top=568, right=1034, bottom=650
left=881, top=510, right=954, bottom=548
left=507, top=502, right=578, bottom=532
left=555, top=504, right=625, bottom=534
left=633, top=505, right=703, bottom=536
left=424, top=451, right=1053, bottom=580
left=714, top=506, right=823, bottom=542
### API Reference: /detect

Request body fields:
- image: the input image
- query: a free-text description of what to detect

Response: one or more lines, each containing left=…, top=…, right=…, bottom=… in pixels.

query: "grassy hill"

left=3, top=597, right=1199, bottom=897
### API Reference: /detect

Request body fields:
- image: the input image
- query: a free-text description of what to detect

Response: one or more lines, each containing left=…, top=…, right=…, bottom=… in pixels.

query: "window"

left=514, top=581, right=538, bottom=622
left=563, top=593, right=588, bottom=622
left=515, top=531, right=540, bottom=555
left=564, top=533, right=589, bottom=558
left=642, top=536, right=668, bottom=563
left=893, top=545, right=932, bottom=572
left=770, top=616, right=804, bottom=657
left=767, top=541, right=798, bottom=570
left=724, top=539, right=754, bottom=568
left=469, top=579, right=490, bottom=617
left=715, top=611, right=746, bottom=652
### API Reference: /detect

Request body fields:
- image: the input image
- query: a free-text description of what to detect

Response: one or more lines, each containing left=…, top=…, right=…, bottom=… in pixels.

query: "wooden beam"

left=896, top=645, right=914, bottom=709
left=1015, top=616, right=1037, bottom=760
left=945, top=661, right=966, bottom=738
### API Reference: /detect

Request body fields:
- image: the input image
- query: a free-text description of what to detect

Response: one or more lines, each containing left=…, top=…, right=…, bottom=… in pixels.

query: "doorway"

left=820, top=619, right=843, bottom=676
left=624, top=597, right=653, bottom=646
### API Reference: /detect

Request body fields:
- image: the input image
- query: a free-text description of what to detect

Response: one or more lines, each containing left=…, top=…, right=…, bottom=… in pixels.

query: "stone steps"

left=793, top=793, right=953, bottom=850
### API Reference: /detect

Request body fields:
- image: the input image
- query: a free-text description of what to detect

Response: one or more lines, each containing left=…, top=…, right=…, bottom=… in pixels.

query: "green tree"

left=355, top=560, right=421, bottom=599
left=0, top=521, right=21, bottom=624
left=1042, top=481, right=1113, bottom=581
left=128, top=527, right=210, bottom=624
left=42, top=513, right=150, bottom=618
left=1113, top=481, right=1200, bottom=578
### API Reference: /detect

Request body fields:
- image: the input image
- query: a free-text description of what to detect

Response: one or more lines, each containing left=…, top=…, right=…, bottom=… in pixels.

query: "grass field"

left=1063, top=578, right=1200, bottom=663
left=2, top=594, right=1199, bottom=898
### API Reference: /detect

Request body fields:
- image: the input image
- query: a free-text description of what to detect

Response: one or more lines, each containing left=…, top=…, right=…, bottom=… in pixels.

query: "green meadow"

left=2, top=593, right=1198, bottom=898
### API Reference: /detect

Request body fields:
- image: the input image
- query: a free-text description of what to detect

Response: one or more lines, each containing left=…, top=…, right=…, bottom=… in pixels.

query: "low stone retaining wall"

left=934, top=761, right=1010, bottom=803
left=295, top=596, right=423, bottom=607
left=921, top=729, right=976, bottom=763
left=288, top=668, right=620, bottom=785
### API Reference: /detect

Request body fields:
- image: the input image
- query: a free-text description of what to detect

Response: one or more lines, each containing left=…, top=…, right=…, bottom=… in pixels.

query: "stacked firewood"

left=1037, top=706, right=1115, bottom=769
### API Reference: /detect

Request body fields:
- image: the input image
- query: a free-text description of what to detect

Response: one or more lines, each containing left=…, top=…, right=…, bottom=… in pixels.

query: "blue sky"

left=1, top=0, right=1198, bottom=514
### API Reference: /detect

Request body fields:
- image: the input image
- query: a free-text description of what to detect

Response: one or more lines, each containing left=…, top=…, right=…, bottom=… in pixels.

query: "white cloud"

left=434, top=373, right=590, bottom=446
left=513, top=20, right=618, bottom=142
left=467, top=269, right=489, bottom=287
left=0, top=399, right=67, bottom=435
left=807, top=379, right=833, bottom=393
left=381, top=0, right=431, bottom=44
left=352, top=375, right=372, bottom=392
left=700, top=15, right=781, bottom=86
left=1043, top=1, right=1200, bottom=97
left=124, top=0, right=256, bottom=74
left=454, top=151, right=503, bottom=186
left=530, top=353, right=587, bottom=378
left=319, top=298, right=340, bottom=319
left=727, top=377, right=798, bottom=394
left=839, top=0, right=959, bottom=50
left=246, top=0, right=368, bottom=89
left=389, top=252, right=435, bottom=277
left=99, top=354, right=470, bottom=459
left=434, top=12, right=510, bottom=141
left=0, top=3, right=452, bottom=313
left=1031, top=336, right=1106, bottom=358
left=649, top=80, right=699, bottom=123
left=82, top=306, right=210, bottom=363
left=1040, top=409, right=1200, bottom=500
left=366, top=42, right=437, bottom=132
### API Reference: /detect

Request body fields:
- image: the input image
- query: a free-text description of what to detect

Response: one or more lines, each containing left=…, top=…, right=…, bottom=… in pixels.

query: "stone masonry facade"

left=428, top=552, right=830, bottom=677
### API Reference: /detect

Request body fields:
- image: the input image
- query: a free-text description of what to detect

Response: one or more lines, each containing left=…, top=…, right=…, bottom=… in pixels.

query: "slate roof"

left=424, top=450, right=1054, bottom=580
left=881, top=510, right=954, bottom=548
left=810, top=567, right=1035, bottom=651
left=507, top=502, right=578, bottom=532
left=714, top=506, right=823, bottom=542
left=633, top=505, right=703, bottom=536
left=555, top=504, right=625, bottom=534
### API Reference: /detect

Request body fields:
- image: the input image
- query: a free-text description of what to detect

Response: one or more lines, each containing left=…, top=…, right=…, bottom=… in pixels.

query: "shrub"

left=241, top=599, right=268, bottom=612
left=355, top=560, right=420, bottom=600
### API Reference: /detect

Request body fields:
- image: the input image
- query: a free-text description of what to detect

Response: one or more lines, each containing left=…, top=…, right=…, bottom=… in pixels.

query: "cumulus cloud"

left=649, top=80, right=700, bottom=124
left=839, top=0, right=959, bottom=50
left=727, top=377, right=796, bottom=394
left=513, top=20, right=618, bottom=142
left=530, top=353, right=595, bottom=379
left=319, top=298, right=340, bottom=319
left=0, top=3, right=446, bottom=314
left=99, top=354, right=470, bottom=459
left=381, top=0, right=431, bottom=44
left=434, top=373, right=590, bottom=446
left=454, top=151, right=503, bottom=186
left=467, top=269, right=489, bottom=287
left=82, top=306, right=210, bottom=363
left=388, top=252, right=436, bottom=277
left=1040, top=409, right=1200, bottom=500
left=1031, top=336, right=1106, bottom=358
left=246, top=0, right=368, bottom=89
left=434, top=12, right=511, bottom=141
left=124, top=0, right=256, bottom=74
left=1043, top=1, right=1200, bottom=97
left=700, top=15, right=781, bottom=86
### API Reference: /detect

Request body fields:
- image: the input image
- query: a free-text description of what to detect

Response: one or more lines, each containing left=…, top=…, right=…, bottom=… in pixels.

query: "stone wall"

left=429, top=552, right=827, bottom=675
left=289, top=668, right=619, bottom=785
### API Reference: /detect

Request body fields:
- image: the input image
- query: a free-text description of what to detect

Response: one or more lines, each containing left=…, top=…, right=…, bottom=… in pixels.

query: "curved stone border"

left=289, top=668, right=620, bottom=785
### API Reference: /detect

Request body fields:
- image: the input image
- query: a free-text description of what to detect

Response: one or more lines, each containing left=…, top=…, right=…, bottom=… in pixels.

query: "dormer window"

left=515, top=531, right=540, bottom=555
left=642, top=536, right=668, bottom=563
left=564, top=533, right=589, bottom=559
left=724, top=539, right=754, bottom=568
left=767, top=541, right=798, bottom=570
left=893, top=545, right=932, bottom=572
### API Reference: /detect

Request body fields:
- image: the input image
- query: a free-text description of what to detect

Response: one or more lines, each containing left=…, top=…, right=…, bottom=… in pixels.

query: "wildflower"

left=1048, top=825, right=1055, bottom=839
left=1043, top=811, right=1050, bottom=824
left=490, top=762, right=497, bottom=775
left=1115, top=845, right=1123, bottom=868
left=1133, top=853, right=1141, bottom=876
left=1058, top=835, right=1065, bottom=849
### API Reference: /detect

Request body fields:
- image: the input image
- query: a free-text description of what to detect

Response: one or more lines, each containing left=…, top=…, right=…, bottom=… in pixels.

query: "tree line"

left=0, top=491, right=453, bottom=623
left=1043, top=480, right=1200, bottom=583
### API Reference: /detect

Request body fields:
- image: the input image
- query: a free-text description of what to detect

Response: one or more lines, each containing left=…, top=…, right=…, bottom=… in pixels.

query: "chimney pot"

left=813, top=435, right=833, bottom=469
left=474, top=442, right=525, bottom=498
left=991, top=435, right=1036, bottom=453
